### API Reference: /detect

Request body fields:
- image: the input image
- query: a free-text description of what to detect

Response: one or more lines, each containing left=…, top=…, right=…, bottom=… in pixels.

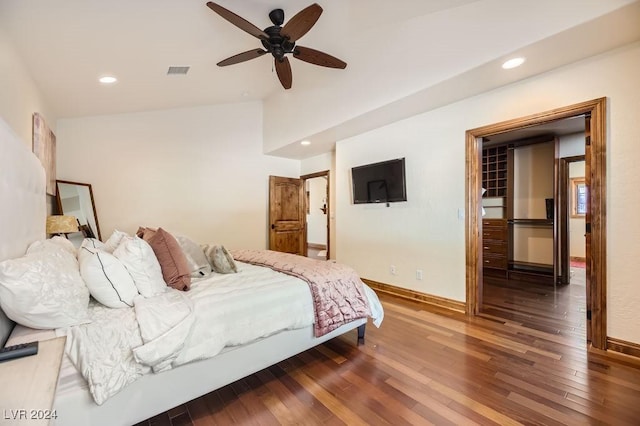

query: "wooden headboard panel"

left=0, top=117, right=46, bottom=345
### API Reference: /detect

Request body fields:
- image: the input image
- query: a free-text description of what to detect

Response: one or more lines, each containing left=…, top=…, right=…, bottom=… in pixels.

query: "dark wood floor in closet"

left=481, top=267, right=587, bottom=340
left=136, top=281, right=640, bottom=426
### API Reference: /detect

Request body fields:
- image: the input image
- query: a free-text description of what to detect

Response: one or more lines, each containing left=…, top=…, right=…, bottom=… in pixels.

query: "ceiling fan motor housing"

left=262, top=24, right=295, bottom=60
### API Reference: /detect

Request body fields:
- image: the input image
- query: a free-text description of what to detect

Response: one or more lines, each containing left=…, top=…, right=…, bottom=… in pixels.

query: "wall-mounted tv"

left=351, top=158, right=407, bottom=204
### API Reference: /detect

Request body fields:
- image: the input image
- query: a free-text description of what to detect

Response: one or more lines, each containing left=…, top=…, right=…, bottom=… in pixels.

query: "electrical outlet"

left=416, top=269, right=423, bottom=280
left=390, top=265, right=397, bottom=275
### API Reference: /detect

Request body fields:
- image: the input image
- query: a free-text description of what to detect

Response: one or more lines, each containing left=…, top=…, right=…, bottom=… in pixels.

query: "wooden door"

left=584, top=116, right=592, bottom=343
left=269, top=176, right=306, bottom=255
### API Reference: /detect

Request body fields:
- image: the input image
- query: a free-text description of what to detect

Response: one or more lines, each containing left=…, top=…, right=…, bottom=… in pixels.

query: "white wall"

left=336, top=42, right=640, bottom=344
left=0, top=28, right=57, bottom=215
left=0, top=28, right=57, bottom=148
left=336, top=116, right=467, bottom=302
left=512, top=142, right=554, bottom=265
left=306, top=177, right=328, bottom=246
left=570, top=161, right=586, bottom=259
left=57, top=102, right=299, bottom=249
left=301, top=152, right=336, bottom=258
left=513, top=142, right=555, bottom=219
left=559, top=132, right=586, bottom=158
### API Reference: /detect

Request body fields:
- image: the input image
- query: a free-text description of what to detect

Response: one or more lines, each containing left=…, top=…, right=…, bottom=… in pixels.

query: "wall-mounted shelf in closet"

left=508, top=219, right=553, bottom=226
left=482, top=146, right=508, bottom=197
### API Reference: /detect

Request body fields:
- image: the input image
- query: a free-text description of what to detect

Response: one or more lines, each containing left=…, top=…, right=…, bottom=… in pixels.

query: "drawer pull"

left=483, top=246, right=490, bottom=249
left=484, top=260, right=490, bottom=263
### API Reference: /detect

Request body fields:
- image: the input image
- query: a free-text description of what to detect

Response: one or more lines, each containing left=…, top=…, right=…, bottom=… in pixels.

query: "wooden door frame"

left=300, top=170, right=330, bottom=259
left=465, top=98, right=607, bottom=349
left=559, top=155, right=586, bottom=286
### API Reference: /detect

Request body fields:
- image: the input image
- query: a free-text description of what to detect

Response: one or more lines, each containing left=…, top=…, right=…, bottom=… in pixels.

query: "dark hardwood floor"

left=136, top=287, right=640, bottom=425
left=481, top=267, right=587, bottom=339
left=306, top=245, right=327, bottom=261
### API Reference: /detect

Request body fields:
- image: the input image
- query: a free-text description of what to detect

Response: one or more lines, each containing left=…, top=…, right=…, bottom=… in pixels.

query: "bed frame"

left=0, top=116, right=366, bottom=426
left=55, top=319, right=366, bottom=425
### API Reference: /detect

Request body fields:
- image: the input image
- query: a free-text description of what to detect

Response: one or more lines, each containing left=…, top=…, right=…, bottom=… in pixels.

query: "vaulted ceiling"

left=1, top=0, right=638, bottom=157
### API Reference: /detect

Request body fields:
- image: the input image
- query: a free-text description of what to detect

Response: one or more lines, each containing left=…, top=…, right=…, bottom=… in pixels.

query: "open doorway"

left=301, top=171, right=330, bottom=260
left=465, top=98, right=607, bottom=349
left=478, top=121, right=587, bottom=339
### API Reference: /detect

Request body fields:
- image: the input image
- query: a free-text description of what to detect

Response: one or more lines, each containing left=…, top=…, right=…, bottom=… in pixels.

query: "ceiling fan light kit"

left=206, top=2, right=346, bottom=90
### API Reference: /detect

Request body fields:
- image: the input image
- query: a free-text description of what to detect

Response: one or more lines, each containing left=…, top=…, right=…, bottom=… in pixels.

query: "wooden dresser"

left=482, top=219, right=508, bottom=277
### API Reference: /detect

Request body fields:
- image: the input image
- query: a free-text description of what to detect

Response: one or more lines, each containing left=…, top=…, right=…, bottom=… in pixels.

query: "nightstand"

left=0, top=336, right=66, bottom=425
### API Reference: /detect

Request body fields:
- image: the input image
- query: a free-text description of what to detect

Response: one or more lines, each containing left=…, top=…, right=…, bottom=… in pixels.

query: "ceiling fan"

left=206, top=2, right=347, bottom=90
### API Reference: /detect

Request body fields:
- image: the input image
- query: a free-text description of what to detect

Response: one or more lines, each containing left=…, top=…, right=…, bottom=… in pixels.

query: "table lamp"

left=46, top=215, right=79, bottom=238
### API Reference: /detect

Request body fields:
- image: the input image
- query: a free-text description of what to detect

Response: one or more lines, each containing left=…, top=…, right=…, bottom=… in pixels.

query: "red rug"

left=571, top=260, right=586, bottom=268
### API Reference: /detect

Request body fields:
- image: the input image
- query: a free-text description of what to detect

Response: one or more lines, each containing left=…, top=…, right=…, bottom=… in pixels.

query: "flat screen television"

left=351, top=158, right=407, bottom=204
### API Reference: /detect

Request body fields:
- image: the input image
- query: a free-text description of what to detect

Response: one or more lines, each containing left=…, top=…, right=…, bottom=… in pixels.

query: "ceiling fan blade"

left=217, top=49, right=267, bottom=67
left=293, top=46, right=347, bottom=69
left=275, top=57, right=292, bottom=89
left=280, top=3, right=322, bottom=42
left=206, top=2, right=268, bottom=40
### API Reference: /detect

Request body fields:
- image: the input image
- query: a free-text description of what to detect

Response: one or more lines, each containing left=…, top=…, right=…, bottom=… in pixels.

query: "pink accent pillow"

left=146, top=228, right=191, bottom=291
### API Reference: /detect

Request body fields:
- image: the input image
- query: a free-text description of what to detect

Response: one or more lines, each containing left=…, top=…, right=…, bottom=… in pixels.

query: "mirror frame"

left=55, top=180, right=102, bottom=241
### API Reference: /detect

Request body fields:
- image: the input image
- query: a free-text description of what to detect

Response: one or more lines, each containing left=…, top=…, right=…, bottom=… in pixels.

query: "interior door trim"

left=301, top=170, right=330, bottom=259
left=465, top=97, right=607, bottom=349
left=559, top=155, right=586, bottom=286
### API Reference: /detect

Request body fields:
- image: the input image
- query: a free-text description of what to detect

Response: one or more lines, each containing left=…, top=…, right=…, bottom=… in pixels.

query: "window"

left=571, top=178, right=587, bottom=217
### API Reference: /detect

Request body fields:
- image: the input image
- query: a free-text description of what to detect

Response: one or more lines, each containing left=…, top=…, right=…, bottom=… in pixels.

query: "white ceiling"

left=1, top=0, right=638, bottom=156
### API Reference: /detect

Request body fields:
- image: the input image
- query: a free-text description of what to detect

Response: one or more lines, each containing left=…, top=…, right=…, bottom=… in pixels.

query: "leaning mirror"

left=55, top=180, right=102, bottom=241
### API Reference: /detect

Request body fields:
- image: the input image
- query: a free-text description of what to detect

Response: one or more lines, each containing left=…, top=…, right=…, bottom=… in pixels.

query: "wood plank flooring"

left=481, top=268, right=587, bottom=339
left=136, top=290, right=640, bottom=425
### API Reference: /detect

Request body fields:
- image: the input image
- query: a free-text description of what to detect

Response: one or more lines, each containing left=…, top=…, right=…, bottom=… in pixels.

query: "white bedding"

left=57, top=261, right=383, bottom=405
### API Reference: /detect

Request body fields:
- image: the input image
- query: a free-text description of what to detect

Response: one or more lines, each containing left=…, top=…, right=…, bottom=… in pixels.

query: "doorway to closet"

left=301, top=171, right=330, bottom=260
left=465, top=98, right=607, bottom=349
left=479, top=119, right=587, bottom=340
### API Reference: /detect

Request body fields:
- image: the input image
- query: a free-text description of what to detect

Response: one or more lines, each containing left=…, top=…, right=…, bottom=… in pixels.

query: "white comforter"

left=63, top=262, right=383, bottom=405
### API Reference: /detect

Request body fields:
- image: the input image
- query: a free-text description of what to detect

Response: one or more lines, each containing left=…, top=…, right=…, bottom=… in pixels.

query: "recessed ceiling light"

left=99, top=75, right=117, bottom=84
left=502, top=57, right=525, bottom=69
left=300, top=140, right=311, bottom=146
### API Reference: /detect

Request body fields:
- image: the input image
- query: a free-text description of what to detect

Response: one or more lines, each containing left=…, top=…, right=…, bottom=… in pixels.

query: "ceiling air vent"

left=167, top=66, right=190, bottom=75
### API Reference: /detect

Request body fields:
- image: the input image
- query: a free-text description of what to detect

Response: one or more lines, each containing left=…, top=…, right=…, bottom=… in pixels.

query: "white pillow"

left=27, top=236, right=77, bottom=257
left=103, top=229, right=129, bottom=253
left=81, top=238, right=106, bottom=251
left=78, top=247, right=139, bottom=308
left=175, top=235, right=212, bottom=278
left=0, top=240, right=90, bottom=329
left=113, top=236, right=167, bottom=297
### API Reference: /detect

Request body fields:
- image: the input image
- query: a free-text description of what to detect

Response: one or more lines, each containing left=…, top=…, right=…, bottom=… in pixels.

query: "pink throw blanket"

left=231, top=249, right=371, bottom=337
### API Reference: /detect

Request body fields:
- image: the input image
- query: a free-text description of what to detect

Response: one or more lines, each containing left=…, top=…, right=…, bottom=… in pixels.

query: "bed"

left=0, top=117, right=383, bottom=426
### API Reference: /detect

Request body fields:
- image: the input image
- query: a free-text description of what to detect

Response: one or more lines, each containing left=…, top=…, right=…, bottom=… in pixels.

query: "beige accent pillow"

left=175, top=235, right=212, bottom=278
left=146, top=228, right=191, bottom=291
left=202, top=244, right=238, bottom=274
left=136, top=226, right=156, bottom=242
